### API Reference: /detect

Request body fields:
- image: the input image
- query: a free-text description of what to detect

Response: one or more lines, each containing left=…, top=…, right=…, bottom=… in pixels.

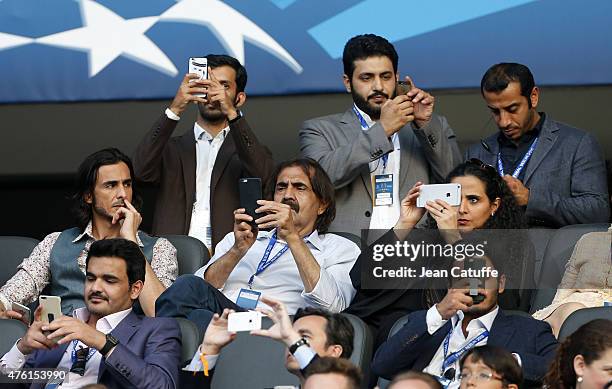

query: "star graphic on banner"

left=0, top=32, right=33, bottom=51
left=160, top=0, right=302, bottom=73
left=35, top=0, right=177, bottom=77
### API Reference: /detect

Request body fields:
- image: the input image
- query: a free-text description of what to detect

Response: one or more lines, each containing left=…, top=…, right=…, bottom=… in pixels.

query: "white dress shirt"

left=188, top=122, right=230, bottom=249
left=423, top=305, right=499, bottom=389
left=353, top=105, right=401, bottom=230
left=196, top=229, right=360, bottom=314
left=0, top=307, right=132, bottom=388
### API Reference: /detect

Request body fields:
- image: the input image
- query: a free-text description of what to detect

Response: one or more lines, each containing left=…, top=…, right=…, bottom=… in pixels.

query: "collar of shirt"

left=194, top=121, right=229, bottom=142
left=72, top=307, right=133, bottom=334
left=353, top=104, right=376, bottom=129
left=73, top=221, right=144, bottom=247
left=450, top=305, right=499, bottom=333
left=498, top=112, right=545, bottom=148
left=256, top=228, right=324, bottom=252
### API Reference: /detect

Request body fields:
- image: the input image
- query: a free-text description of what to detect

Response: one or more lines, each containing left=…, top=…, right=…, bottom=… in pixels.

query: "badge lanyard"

left=247, top=232, right=289, bottom=288
left=497, top=137, right=538, bottom=178
left=441, top=326, right=489, bottom=375
left=71, top=340, right=97, bottom=364
left=352, top=104, right=392, bottom=172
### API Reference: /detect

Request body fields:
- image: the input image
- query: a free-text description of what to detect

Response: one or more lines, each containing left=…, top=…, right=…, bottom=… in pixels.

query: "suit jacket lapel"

left=210, top=133, right=236, bottom=195
left=415, top=321, right=453, bottom=371
left=398, top=128, right=415, bottom=193
left=98, top=311, right=141, bottom=381
left=523, top=117, right=558, bottom=185
left=179, top=131, right=197, bottom=230
left=487, top=310, right=515, bottom=349
left=340, top=108, right=373, bottom=200
left=27, top=343, right=70, bottom=389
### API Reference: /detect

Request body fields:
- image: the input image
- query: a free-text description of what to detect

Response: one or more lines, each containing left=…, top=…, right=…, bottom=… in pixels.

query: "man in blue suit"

left=0, top=238, right=181, bottom=389
left=371, top=255, right=558, bottom=387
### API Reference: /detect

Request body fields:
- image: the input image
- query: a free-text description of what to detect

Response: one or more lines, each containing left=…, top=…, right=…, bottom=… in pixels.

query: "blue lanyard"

left=441, top=326, right=489, bottom=373
left=497, top=137, right=538, bottom=178
left=71, top=340, right=97, bottom=364
left=352, top=104, right=390, bottom=171
left=248, top=232, right=289, bottom=288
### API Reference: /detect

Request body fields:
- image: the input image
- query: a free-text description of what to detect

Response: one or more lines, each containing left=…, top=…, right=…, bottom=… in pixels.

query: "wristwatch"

left=288, top=337, right=309, bottom=355
left=100, top=333, right=119, bottom=357
left=228, top=110, right=243, bottom=123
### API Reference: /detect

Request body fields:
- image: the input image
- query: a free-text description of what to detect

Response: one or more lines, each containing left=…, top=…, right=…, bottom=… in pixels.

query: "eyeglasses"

left=466, top=158, right=498, bottom=175
left=459, top=370, right=503, bottom=382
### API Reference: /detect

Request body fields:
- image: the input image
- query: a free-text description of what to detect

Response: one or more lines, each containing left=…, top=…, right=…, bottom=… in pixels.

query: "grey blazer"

left=465, top=115, right=610, bottom=227
left=300, top=108, right=461, bottom=237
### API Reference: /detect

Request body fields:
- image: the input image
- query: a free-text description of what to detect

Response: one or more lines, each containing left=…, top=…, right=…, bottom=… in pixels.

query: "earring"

left=577, top=376, right=583, bottom=383
left=491, top=212, right=495, bottom=217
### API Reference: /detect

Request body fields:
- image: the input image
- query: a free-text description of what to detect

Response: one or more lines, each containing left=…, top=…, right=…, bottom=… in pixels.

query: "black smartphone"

left=239, top=178, right=262, bottom=226
left=465, top=257, right=486, bottom=304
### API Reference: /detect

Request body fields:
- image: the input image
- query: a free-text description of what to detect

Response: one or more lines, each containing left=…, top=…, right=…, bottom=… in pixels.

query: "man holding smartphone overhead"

left=300, top=34, right=462, bottom=240
left=133, top=54, right=275, bottom=251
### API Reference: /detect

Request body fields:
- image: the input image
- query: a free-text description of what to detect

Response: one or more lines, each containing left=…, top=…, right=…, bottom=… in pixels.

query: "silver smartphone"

left=12, top=302, right=31, bottom=325
left=188, top=57, right=208, bottom=97
left=416, top=183, right=461, bottom=208
left=39, top=295, right=62, bottom=324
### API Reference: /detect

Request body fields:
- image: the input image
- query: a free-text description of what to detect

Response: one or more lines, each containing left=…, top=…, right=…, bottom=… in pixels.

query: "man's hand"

left=425, top=199, right=462, bottom=244
left=42, top=316, right=106, bottom=350
left=112, top=199, right=142, bottom=243
left=254, top=200, right=299, bottom=242
left=17, top=307, right=57, bottom=355
left=435, top=283, right=474, bottom=320
left=0, top=301, right=25, bottom=322
left=380, top=95, right=414, bottom=137
left=169, top=73, right=208, bottom=117
left=201, top=71, right=239, bottom=120
left=230, top=208, right=258, bottom=258
left=405, top=77, right=435, bottom=128
left=201, top=309, right=237, bottom=355
left=251, top=297, right=301, bottom=347
left=503, top=175, right=529, bottom=206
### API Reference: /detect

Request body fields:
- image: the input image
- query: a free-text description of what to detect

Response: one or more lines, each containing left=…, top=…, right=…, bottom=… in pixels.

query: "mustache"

left=87, top=291, right=108, bottom=301
left=368, top=91, right=389, bottom=99
left=282, top=198, right=299, bottom=213
left=112, top=200, right=125, bottom=207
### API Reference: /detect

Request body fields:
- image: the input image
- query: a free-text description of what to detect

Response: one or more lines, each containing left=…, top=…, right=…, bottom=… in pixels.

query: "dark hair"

left=303, top=357, right=362, bottom=389
left=264, top=158, right=336, bottom=233
left=481, top=63, right=536, bottom=106
left=388, top=371, right=442, bottom=389
left=425, top=159, right=527, bottom=230
left=206, top=54, right=247, bottom=93
left=460, top=345, right=523, bottom=387
left=86, top=238, right=146, bottom=286
left=544, top=319, right=612, bottom=389
left=342, top=34, right=398, bottom=79
left=294, top=307, right=354, bottom=359
left=71, top=148, right=140, bottom=230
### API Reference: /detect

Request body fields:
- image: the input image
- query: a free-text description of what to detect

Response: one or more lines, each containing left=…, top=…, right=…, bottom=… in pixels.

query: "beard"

left=197, top=102, right=226, bottom=122
left=350, top=82, right=395, bottom=121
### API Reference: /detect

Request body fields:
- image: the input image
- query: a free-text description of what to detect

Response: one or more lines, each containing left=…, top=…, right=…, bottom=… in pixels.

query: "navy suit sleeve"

left=103, top=317, right=181, bottom=389
left=371, top=310, right=434, bottom=379
left=512, top=320, right=558, bottom=382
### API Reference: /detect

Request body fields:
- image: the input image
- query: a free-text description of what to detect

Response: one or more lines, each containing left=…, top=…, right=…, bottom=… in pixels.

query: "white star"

left=0, top=32, right=33, bottom=51
left=34, top=0, right=177, bottom=77
left=159, top=0, right=302, bottom=74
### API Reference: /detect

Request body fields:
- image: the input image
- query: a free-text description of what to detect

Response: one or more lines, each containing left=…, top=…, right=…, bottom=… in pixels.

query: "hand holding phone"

left=39, top=295, right=62, bottom=342
left=239, top=178, right=262, bottom=227
left=416, top=183, right=461, bottom=208
left=12, top=302, right=32, bottom=325
left=227, top=311, right=262, bottom=332
left=189, top=57, right=208, bottom=97
left=396, top=79, right=413, bottom=96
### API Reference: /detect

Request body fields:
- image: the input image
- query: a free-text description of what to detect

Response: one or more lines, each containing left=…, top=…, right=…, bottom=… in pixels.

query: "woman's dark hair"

left=264, top=158, right=336, bottom=233
left=460, top=345, right=523, bottom=387
left=424, top=159, right=527, bottom=230
left=206, top=54, right=247, bottom=93
left=342, top=34, right=398, bottom=79
left=294, top=307, right=354, bottom=359
left=481, top=63, right=536, bottom=107
left=86, top=238, right=146, bottom=286
left=71, top=148, right=141, bottom=230
left=544, top=319, right=612, bottom=389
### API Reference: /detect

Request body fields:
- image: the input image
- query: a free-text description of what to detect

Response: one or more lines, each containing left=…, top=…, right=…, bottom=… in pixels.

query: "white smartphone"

left=188, top=57, right=208, bottom=97
left=12, top=302, right=31, bottom=324
left=39, top=295, right=62, bottom=324
left=416, top=183, right=461, bottom=208
left=227, top=311, right=262, bottom=332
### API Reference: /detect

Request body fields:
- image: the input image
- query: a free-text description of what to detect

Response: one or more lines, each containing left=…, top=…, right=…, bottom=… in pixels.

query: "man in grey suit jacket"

left=300, top=34, right=461, bottom=239
left=466, top=63, right=609, bottom=227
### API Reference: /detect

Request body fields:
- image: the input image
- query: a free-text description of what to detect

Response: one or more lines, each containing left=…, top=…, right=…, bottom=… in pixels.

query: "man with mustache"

left=465, top=62, right=609, bottom=227
left=300, top=34, right=461, bottom=239
left=0, top=148, right=177, bottom=319
left=0, top=238, right=181, bottom=389
left=155, top=159, right=360, bottom=328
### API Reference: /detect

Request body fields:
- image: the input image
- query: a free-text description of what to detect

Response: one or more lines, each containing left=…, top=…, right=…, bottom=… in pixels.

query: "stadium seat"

left=161, top=235, right=209, bottom=276
left=0, top=236, right=39, bottom=287
left=0, top=319, right=28, bottom=355
left=343, top=313, right=374, bottom=384
left=530, top=224, right=609, bottom=313
left=557, top=307, right=612, bottom=340
left=176, top=317, right=204, bottom=366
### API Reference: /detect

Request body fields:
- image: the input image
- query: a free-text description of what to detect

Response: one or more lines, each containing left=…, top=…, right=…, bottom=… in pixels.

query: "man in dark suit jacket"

left=372, top=256, right=558, bottom=386
left=134, top=54, right=274, bottom=250
left=466, top=62, right=609, bottom=227
left=0, top=239, right=181, bottom=389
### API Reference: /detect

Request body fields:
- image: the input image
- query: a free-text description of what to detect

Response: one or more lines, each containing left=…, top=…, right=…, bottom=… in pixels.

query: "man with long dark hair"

left=0, top=148, right=177, bottom=319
